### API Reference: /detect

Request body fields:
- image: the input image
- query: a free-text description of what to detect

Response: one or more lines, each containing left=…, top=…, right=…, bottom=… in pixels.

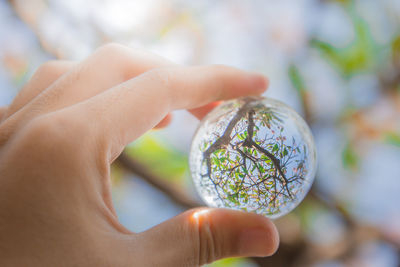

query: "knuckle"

left=9, top=116, right=66, bottom=162
left=4, top=111, right=101, bottom=171
left=95, top=43, right=138, bottom=80
left=209, top=64, right=232, bottom=74
left=192, top=213, right=222, bottom=265
left=2, top=114, right=90, bottom=180
left=148, top=67, right=173, bottom=88
left=96, top=43, right=129, bottom=58
left=24, top=116, right=65, bottom=145
left=210, top=64, right=232, bottom=72
left=23, top=114, right=85, bottom=149
left=146, top=67, right=179, bottom=106
left=210, top=64, right=227, bottom=69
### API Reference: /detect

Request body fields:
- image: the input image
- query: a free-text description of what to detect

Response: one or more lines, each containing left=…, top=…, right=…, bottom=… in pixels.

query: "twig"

left=117, top=152, right=201, bottom=209
left=309, top=187, right=400, bottom=249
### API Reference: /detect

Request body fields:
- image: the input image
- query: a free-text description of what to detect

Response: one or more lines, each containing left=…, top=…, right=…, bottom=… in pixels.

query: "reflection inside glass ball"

left=189, top=96, right=317, bottom=219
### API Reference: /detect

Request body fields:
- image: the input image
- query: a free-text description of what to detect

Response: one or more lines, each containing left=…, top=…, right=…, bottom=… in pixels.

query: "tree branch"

left=243, top=109, right=294, bottom=199
left=117, top=152, right=200, bottom=209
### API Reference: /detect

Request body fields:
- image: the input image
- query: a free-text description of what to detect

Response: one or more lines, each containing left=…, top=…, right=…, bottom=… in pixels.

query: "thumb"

left=137, top=208, right=279, bottom=266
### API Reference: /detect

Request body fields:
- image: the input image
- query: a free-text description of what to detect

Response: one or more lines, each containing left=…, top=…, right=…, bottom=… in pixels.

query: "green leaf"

left=288, top=64, right=307, bottom=96
left=273, top=144, right=279, bottom=152
left=251, top=164, right=257, bottom=173
left=259, top=165, right=265, bottom=173
left=212, top=157, right=220, bottom=166
left=252, top=149, right=258, bottom=156
left=384, top=132, right=400, bottom=147
left=342, top=143, right=359, bottom=170
left=261, top=155, right=271, bottom=163
left=283, top=148, right=288, bottom=156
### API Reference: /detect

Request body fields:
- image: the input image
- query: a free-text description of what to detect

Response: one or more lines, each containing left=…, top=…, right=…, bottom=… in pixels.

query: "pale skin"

left=0, top=43, right=279, bottom=266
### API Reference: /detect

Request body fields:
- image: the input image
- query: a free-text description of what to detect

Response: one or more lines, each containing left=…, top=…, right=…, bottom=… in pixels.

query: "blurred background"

left=1, top=0, right=400, bottom=266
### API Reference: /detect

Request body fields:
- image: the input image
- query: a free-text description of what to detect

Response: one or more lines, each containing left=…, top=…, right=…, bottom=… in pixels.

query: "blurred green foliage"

left=208, top=258, right=254, bottom=267
left=385, top=132, right=400, bottom=147
left=311, top=7, right=379, bottom=78
left=126, top=132, right=188, bottom=183
left=288, top=64, right=307, bottom=96
left=342, top=142, right=359, bottom=170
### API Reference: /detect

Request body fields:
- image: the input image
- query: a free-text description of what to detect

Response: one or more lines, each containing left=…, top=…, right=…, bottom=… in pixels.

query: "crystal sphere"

left=189, top=96, right=317, bottom=219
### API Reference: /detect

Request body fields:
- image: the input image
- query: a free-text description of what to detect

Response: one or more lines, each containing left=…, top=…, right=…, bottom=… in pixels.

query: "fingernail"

left=238, top=227, right=277, bottom=257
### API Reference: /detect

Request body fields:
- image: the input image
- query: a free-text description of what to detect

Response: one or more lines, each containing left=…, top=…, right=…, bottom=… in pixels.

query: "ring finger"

left=2, top=60, right=75, bottom=122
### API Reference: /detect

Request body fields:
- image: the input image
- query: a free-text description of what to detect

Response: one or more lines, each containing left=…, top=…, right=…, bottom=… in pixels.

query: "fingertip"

left=265, top=219, right=280, bottom=256
left=229, top=72, right=268, bottom=99
left=190, top=208, right=279, bottom=258
left=188, top=101, right=222, bottom=120
left=248, top=73, right=269, bottom=93
left=237, top=213, right=280, bottom=257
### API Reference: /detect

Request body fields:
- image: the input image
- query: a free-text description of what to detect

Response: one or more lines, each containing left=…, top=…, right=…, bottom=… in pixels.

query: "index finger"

left=75, top=65, right=268, bottom=157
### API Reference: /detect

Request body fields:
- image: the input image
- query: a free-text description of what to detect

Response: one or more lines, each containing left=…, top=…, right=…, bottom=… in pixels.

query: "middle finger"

left=10, top=44, right=174, bottom=127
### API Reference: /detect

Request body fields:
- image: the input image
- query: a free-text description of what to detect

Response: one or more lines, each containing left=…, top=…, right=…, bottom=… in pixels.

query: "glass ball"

left=189, top=96, right=317, bottom=219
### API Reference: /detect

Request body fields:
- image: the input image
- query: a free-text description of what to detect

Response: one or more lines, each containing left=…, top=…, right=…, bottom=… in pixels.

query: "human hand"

left=0, top=44, right=279, bottom=266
